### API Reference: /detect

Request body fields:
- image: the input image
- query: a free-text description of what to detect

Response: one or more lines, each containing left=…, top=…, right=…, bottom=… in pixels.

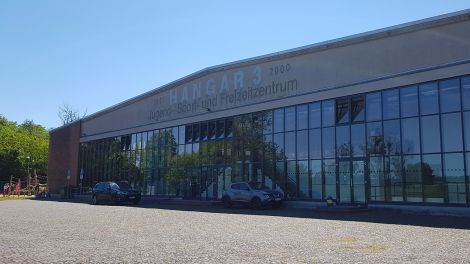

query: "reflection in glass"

left=401, top=118, right=420, bottom=154
left=322, top=127, right=335, bottom=158
left=208, top=121, right=216, bottom=140
left=298, top=161, right=309, bottom=198
left=351, top=124, right=365, bottom=157
left=385, top=156, right=403, bottom=201
left=366, top=92, right=382, bottom=121
left=338, top=160, right=351, bottom=203
left=297, top=104, right=308, bottom=130
left=225, top=118, right=233, bottom=138
left=444, top=153, right=466, bottom=204
left=403, top=155, right=422, bottom=202
left=419, top=82, right=439, bottom=115
left=351, top=96, right=365, bottom=122
left=422, top=154, right=444, bottom=203
left=297, top=130, right=308, bottom=160
left=369, top=157, right=384, bottom=201
left=462, top=76, right=470, bottom=110
left=441, top=113, right=463, bottom=152
left=310, top=160, right=322, bottom=199
left=322, top=100, right=335, bottom=127
left=352, top=160, right=365, bottom=203
left=383, top=120, right=401, bottom=155
left=383, top=89, right=399, bottom=120
left=367, top=122, right=384, bottom=155
left=274, top=109, right=284, bottom=133
left=323, top=159, right=336, bottom=199
left=400, top=86, right=418, bottom=117
left=286, top=161, right=297, bottom=199
left=192, top=124, right=200, bottom=142
left=440, top=78, right=461, bottom=113
left=273, top=133, right=284, bottom=160
left=275, top=161, right=286, bottom=194
left=200, top=123, right=208, bottom=141
left=464, top=112, right=470, bottom=151
left=309, top=102, right=321, bottom=128
left=285, top=107, right=296, bottom=131
left=336, top=98, right=349, bottom=124
left=285, top=132, right=296, bottom=160
left=336, top=126, right=350, bottom=157
left=420, top=115, right=441, bottom=153
left=309, top=129, right=321, bottom=159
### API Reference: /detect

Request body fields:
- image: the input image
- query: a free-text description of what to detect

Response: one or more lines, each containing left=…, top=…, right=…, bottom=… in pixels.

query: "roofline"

left=70, top=8, right=470, bottom=127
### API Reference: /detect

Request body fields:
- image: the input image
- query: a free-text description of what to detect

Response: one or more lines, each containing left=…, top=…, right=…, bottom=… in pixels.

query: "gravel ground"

left=1, top=200, right=470, bottom=264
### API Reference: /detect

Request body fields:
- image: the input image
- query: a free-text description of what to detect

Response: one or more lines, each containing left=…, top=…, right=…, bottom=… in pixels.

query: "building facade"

left=49, top=10, right=470, bottom=206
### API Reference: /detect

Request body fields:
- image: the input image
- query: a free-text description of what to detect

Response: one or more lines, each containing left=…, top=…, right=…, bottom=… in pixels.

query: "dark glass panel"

left=382, top=89, right=399, bottom=120
left=400, top=86, right=418, bottom=117
left=216, top=120, right=225, bottom=139
left=385, top=155, right=403, bottom=201
left=185, top=125, right=192, bottom=144
left=275, top=161, right=286, bottom=194
left=465, top=112, right=470, bottom=151
left=420, top=115, right=441, bottom=153
left=351, top=124, right=365, bottom=157
left=322, top=100, right=335, bottom=127
left=367, top=122, right=384, bottom=156
left=286, top=161, right=297, bottom=199
left=310, top=160, right=322, bottom=199
left=225, top=118, right=233, bottom=138
left=298, top=160, right=309, bottom=199
left=297, top=104, right=308, bottom=130
left=200, top=123, right=208, bottom=141
left=422, top=154, right=444, bottom=203
left=322, top=127, right=335, bottom=158
left=444, top=153, right=466, bottom=204
left=309, top=129, right=321, bottom=159
left=273, top=133, right=284, bottom=160
left=274, top=109, right=284, bottom=133
left=403, top=155, right=422, bottom=202
left=462, top=76, right=470, bottom=110
left=285, top=131, right=296, bottom=160
left=336, top=125, right=350, bottom=157
left=441, top=112, right=463, bottom=152
left=262, top=111, right=273, bottom=134
left=401, top=117, right=420, bottom=154
left=224, top=141, right=232, bottom=163
left=192, top=124, right=200, bottom=142
left=309, top=102, right=321, bottom=128
left=440, top=78, right=461, bottom=113
left=419, top=82, right=439, bottom=115
left=296, top=130, right=308, bottom=160
left=366, top=92, right=382, bottom=121
left=208, top=121, right=216, bottom=140
left=351, top=95, right=365, bottom=122
left=131, top=134, right=137, bottom=150
left=383, top=120, right=401, bottom=155
left=263, top=134, right=273, bottom=161
left=285, top=107, right=296, bottom=131
left=369, top=157, right=384, bottom=201
left=336, top=98, right=349, bottom=124
left=323, top=159, right=336, bottom=199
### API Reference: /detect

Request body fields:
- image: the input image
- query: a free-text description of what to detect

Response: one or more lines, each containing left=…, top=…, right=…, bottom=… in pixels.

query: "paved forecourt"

left=1, top=200, right=469, bottom=263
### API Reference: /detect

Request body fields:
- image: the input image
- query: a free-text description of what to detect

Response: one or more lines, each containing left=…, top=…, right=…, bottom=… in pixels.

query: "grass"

left=0, top=196, right=33, bottom=201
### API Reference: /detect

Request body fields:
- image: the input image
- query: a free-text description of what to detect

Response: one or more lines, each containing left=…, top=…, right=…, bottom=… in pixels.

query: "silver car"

left=222, top=182, right=284, bottom=209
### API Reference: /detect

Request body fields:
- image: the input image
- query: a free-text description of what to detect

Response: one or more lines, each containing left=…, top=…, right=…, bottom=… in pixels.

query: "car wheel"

left=91, top=195, right=98, bottom=205
left=222, top=196, right=232, bottom=208
left=250, top=197, right=262, bottom=210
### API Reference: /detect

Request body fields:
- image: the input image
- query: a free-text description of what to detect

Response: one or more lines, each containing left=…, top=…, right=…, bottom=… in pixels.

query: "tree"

left=58, top=104, right=86, bottom=125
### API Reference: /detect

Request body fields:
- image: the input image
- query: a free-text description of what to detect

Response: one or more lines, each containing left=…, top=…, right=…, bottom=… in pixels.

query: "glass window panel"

left=216, top=120, right=225, bottom=139
left=322, top=100, right=335, bottom=127
left=422, top=154, right=444, bottom=203
left=369, top=157, right=384, bottom=201
left=285, top=107, right=296, bottom=131
left=208, top=121, right=216, bottom=140
left=225, top=118, right=233, bottom=138
left=367, top=122, right=384, bottom=156
left=382, top=89, right=399, bottom=120
left=383, top=120, right=401, bottom=155
left=323, top=159, right=336, bottom=199
left=297, top=104, right=308, bottom=130
left=420, top=115, right=441, bottom=153
left=297, top=130, right=308, bottom=160
left=274, top=161, right=286, bottom=194
left=286, top=161, right=297, bottom=199
left=440, top=78, right=461, bottom=113
left=403, top=155, right=422, bottom=202
left=336, top=125, right=350, bottom=157
left=262, top=111, right=273, bottom=134
left=336, top=98, right=349, bottom=124
left=309, top=102, right=321, bottom=128
left=401, top=117, right=420, bottom=154
left=366, top=92, right=382, bottom=121
left=441, top=112, right=463, bottom=152
left=310, top=160, right=322, bottom=199
left=200, top=123, right=208, bottom=141
left=444, top=153, right=466, bottom=204
left=309, top=129, right=321, bottom=159
left=465, top=152, right=470, bottom=203
left=285, top=132, right=296, bottom=160
left=298, top=161, right=309, bottom=198
left=419, top=82, right=439, bottom=115
left=273, top=133, right=284, bottom=160
left=263, top=134, right=273, bottom=161
left=385, top=156, right=403, bottom=201
left=131, top=134, right=137, bottom=150
left=351, top=124, right=365, bottom=157
left=322, top=127, right=335, bottom=158
left=462, top=76, right=470, bottom=111
left=400, top=86, right=418, bottom=117
left=185, top=125, right=192, bottom=143
left=464, top=112, right=470, bottom=151
left=274, top=109, right=284, bottom=133
left=351, top=95, right=365, bottom=122
left=192, top=124, right=200, bottom=142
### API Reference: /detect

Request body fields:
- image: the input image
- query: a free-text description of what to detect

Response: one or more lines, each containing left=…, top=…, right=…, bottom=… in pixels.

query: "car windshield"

left=248, top=182, right=270, bottom=190
left=110, top=182, right=132, bottom=190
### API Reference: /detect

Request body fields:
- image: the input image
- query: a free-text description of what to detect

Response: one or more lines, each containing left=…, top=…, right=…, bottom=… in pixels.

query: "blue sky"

left=1, top=1, right=469, bottom=129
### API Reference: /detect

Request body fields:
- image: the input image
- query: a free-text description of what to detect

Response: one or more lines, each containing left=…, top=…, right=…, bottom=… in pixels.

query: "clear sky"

left=1, top=1, right=469, bottom=129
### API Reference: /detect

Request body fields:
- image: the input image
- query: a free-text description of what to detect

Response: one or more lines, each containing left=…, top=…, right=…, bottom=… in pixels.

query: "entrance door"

left=337, top=158, right=367, bottom=204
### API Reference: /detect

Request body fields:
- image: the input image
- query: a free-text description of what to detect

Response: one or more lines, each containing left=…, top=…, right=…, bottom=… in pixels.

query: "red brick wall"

left=47, top=122, right=81, bottom=194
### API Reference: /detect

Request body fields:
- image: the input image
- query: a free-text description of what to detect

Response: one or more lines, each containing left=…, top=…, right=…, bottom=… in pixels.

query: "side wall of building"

left=47, top=122, right=81, bottom=194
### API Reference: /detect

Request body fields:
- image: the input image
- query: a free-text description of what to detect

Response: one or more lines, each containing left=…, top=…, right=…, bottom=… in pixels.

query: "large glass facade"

left=79, top=75, right=470, bottom=206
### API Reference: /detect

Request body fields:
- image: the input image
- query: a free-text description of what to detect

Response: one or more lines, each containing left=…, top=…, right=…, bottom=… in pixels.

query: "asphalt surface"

left=1, top=199, right=470, bottom=263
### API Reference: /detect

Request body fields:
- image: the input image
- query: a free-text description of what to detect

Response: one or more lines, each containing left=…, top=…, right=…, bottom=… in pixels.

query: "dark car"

left=91, top=181, right=141, bottom=205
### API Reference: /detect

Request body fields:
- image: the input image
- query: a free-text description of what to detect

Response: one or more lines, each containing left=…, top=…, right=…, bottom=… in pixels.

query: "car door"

left=237, top=183, right=252, bottom=203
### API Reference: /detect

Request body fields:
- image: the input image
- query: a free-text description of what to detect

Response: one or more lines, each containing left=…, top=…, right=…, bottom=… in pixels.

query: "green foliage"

left=0, top=115, right=49, bottom=182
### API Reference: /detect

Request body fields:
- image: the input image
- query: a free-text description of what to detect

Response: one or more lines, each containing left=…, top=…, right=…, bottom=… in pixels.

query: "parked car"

left=222, top=182, right=284, bottom=209
left=91, top=181, right=141, bottom=205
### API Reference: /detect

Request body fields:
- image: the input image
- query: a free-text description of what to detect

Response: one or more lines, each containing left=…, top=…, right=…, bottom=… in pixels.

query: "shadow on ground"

left=31, top=197, right=470, bottom=230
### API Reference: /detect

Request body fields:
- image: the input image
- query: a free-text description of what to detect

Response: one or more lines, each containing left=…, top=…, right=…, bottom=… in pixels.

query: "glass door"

left=338, top=160, right=351, bottom=203
left=337, top=158, right=367, bottom=204
left=352, top=160, right=366, bottom=203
